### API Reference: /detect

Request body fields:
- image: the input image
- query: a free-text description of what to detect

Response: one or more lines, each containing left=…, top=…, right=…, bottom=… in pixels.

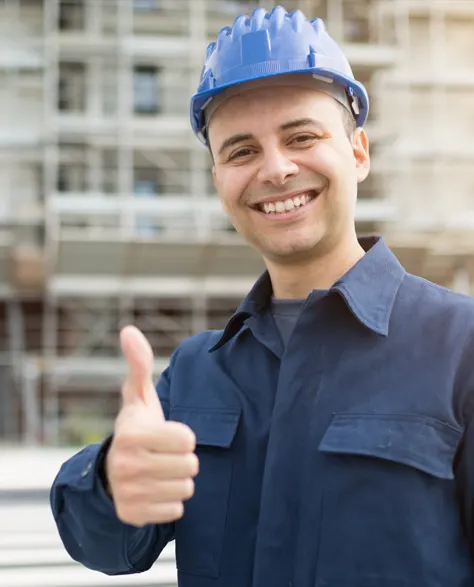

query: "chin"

left=263, top=241, right=324, bottom=264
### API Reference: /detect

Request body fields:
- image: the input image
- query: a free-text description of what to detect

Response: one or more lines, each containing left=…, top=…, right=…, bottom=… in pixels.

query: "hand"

left=105, top=325, right=198, bottom=527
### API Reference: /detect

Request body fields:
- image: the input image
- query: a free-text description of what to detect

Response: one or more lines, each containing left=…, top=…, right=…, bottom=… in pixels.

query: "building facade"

left=0, top=0, right=472, bottom=445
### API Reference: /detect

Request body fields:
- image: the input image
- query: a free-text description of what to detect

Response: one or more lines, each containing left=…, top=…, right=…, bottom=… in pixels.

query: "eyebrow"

left=217, top=118, right=325, bottom=156
left=218, top=133, right=253, bottom=157
left=280, top=117, right=325, bottom=131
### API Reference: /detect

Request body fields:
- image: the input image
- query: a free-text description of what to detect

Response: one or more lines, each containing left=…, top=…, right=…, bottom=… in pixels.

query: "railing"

left=132, top=0, right=191, bottom=37
left=45, top=0, right=404, bottom=50
left=48, top=188, right=395, bottom=236
left=47, top=192, right=230, bottom=236
left=55, top=79, right=194, bottom=121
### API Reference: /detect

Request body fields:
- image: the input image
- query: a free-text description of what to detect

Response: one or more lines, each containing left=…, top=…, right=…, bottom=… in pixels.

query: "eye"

left=290, top=134, right=318, bottom=144
left=228, top=147, right=255, bottom=161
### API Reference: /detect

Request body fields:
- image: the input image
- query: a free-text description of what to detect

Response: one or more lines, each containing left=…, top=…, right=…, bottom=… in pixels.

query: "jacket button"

left=81, top=462, right=92, bottom=477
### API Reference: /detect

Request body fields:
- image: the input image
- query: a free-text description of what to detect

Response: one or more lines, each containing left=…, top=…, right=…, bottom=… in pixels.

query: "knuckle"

left=171, top=502, right=185, bottom=520
left=167, top=422, right=196, bottom=451
left=181, top=478, right=195, bottom=500
left=184, top=427, right=197, bottom=451
left=156, top=504, right=182, bottom=523
left=158, top=502, right=184, bottom=523
left=187, top=453, right=200, bottom=476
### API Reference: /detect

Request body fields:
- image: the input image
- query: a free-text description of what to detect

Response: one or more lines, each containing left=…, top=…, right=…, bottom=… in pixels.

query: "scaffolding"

left=0, top=0, right=472, bottom=446
left=375, top=0, right=474, bottom=288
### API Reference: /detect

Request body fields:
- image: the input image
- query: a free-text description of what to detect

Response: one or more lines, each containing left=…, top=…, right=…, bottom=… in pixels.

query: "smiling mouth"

left=253, top=190, right=321, bottom=215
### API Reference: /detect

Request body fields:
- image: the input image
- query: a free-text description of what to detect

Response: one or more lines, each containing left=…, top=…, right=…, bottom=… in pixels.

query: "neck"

left=267, top=237, right=366, bottom=300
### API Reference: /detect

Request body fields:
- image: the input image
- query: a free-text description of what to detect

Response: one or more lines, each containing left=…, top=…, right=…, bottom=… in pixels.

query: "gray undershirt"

left=271, top=290, right=328, bottom=348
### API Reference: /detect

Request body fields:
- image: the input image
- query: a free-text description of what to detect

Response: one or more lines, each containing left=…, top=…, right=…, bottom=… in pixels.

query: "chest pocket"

left=170, top=406, right=241, bottom=578
left=314, top=413, right=464, bottom=585
left=318, top=412, right=461, bottom=479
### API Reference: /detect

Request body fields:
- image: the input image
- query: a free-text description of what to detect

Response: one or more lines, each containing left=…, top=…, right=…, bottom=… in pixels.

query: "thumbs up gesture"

left=105, top=326, right=199, bottom=527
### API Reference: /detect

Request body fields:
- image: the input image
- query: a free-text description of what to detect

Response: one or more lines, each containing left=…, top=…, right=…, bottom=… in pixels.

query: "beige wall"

left=376, top=0, right=474, bottom=289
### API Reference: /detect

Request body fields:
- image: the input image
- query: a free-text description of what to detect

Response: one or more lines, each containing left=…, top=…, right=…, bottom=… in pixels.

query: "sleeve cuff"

left=95, top=434, right=114, bottom=501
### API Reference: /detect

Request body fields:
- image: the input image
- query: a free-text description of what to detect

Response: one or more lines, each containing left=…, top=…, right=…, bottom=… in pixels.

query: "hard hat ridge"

left=190, top=5, right=369, bottom=145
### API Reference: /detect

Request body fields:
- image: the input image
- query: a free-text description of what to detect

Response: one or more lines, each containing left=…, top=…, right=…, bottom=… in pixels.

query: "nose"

left=257, top=148, right=299, bottom=187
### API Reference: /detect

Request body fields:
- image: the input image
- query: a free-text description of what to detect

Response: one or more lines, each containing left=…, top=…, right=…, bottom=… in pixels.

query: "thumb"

left=120, top=325, right=164, bottom=417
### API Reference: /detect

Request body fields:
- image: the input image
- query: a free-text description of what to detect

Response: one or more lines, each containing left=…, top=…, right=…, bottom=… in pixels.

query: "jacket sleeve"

left=454, top=324, right=474, bottom=559
left=455, top=411, right=474, bottom=557
left=50, top=364, right=175, bottom=575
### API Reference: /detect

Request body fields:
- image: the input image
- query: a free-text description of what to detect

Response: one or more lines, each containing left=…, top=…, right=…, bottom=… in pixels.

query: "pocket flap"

left=170, top=407, right=241, bottom=448
left=318, top=413, right=462, bottom=480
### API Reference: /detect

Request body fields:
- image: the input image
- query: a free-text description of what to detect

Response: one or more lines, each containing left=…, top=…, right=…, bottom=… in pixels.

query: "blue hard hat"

left=190, top=5, right=369, bottom=145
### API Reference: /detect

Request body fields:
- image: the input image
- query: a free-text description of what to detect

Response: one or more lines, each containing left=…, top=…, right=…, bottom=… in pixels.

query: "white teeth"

left=261, top=192, right=315, bottom=214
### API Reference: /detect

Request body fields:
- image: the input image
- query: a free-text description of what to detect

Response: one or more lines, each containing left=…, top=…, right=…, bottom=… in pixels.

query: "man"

left=51, top=6, right=474, bottom=587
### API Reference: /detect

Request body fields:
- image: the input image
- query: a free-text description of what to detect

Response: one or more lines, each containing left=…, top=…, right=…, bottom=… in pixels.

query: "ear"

left=352, top=128, right=370, bottom=183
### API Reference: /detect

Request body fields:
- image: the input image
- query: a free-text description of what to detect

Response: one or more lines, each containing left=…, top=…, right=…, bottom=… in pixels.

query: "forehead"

left=208, top=86, right=340, bottom=137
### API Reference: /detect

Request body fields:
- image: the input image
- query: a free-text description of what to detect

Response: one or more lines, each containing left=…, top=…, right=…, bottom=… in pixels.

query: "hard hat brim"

left=191, top=68, right=369, bottom=146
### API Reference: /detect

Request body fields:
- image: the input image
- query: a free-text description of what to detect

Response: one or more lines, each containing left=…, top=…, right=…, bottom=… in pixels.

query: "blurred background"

left=0, top=0, right=473, bottom=585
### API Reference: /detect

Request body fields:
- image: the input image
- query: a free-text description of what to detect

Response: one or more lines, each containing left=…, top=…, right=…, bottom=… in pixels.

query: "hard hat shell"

left=190, top=5, right=369, bottom=145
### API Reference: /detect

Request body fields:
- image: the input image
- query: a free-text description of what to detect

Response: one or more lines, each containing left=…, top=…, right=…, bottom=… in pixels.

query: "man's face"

left=209, top=84, right=370, bottom=265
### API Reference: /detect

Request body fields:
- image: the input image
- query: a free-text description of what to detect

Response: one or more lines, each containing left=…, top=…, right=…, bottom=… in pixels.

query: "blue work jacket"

left=50, top=236, right=474, bottom=586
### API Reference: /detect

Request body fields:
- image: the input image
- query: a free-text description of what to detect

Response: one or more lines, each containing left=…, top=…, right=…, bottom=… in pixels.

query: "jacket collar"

left=209, top=236, right=405, bottom=352
left=330, top=236, right=405, bottom=336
